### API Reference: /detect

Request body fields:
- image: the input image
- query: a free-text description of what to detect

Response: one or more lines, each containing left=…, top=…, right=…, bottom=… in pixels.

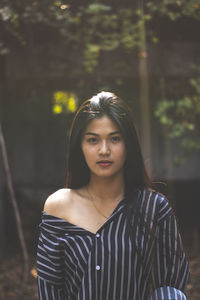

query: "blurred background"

left=0, top=0, right=200, bottom=299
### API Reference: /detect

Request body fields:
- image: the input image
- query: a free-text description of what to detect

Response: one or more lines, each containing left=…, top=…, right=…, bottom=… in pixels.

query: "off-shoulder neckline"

left=41, top=197, right=126, bottom=235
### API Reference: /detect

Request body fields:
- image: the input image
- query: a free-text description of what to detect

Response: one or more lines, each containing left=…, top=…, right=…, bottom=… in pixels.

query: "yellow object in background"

left=53, top=91, right=77, bottom=114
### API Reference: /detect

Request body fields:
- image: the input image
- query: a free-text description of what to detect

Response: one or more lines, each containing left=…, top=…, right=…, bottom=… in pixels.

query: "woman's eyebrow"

left=109, top=131, right=121, bottom=136
left=84, top=131, right=120, bottom=136
left=84, top=132, right=99, bottom=136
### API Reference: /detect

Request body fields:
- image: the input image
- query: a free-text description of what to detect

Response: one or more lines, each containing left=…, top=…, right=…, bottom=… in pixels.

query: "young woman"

left=37, top=91, right=189, bottom=300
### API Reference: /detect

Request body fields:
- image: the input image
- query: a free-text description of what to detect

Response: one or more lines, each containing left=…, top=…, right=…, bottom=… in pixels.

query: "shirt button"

left=96, top=265, right=101, bottom=270
left=96, top=233, right=100, bottom=238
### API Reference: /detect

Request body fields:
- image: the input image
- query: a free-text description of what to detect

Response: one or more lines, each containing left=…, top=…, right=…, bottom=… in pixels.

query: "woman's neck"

left=87, top=174, right=125, bottom=204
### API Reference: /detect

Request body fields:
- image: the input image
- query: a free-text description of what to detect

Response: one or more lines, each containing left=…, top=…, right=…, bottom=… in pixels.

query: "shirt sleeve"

left=37, top=277, right=66, bottom=300
left=37, top=229, right=66, bottom=299
left=149, top=211, right=189, bottom=299
left=149, top=286, right=187, bottom=300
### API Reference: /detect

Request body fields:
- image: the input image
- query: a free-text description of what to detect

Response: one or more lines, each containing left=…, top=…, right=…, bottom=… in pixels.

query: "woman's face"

left=81, top=115, right=126, bottom=180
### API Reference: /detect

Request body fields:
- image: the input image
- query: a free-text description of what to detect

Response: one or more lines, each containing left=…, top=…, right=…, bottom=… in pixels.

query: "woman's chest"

left=61, top=199, right=120, bottom=234
left=59, top=217, right=155, bottom=299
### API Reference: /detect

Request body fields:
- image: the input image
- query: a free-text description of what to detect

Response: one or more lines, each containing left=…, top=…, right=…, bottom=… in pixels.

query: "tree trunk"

left=0, top=55, right=6, bottom=262
left=0, top=123, right=29, bottom=298
left=138, top=6, right=152, bottom=171
left=159, top=77, right=174, bottom=201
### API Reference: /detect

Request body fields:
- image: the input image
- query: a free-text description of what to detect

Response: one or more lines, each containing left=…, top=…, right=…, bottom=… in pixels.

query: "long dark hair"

left=66, top=91, right=152, bottom=194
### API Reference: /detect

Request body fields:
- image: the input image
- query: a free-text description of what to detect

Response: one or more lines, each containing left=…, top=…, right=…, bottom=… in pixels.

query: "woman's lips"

left=97, top=160, right=113, bottom=167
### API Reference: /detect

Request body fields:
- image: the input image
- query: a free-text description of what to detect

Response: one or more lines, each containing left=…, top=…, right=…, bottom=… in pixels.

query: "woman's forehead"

left=83, top=116, right=120, bottom=134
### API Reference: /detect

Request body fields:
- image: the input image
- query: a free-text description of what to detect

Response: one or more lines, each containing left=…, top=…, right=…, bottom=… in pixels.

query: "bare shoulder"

left=43, top=188, right=73, bottom=216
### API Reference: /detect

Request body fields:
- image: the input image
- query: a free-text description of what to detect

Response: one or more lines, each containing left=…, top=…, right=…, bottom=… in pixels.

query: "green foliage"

left=75, top=6, right=154, bottom=71
left=1, top=0, right=200, bottom=73
left=83, top=44, right=100, bottom=73
left=86, top=3, right=111, bottom=14
left=155, top=78, right=200, bottom=164
left=1, top=0, right=199, bottom=74
left=0, top=1, right=153, bottom=72
left=147, top=0, right=200, bottom=20
left=0, top=1, right=74, bottom=49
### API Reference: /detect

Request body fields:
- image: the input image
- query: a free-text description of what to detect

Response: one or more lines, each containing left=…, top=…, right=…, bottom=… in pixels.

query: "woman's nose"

left=99, top=141, right=110, bottom=155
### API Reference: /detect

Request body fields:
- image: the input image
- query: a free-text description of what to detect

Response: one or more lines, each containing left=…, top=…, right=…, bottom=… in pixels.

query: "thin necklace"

left=87, top=188, right=109, bottom=219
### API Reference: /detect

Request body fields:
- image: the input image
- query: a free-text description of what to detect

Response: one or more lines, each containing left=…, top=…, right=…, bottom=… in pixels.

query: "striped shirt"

left=37, top=189, right=189, bottom=299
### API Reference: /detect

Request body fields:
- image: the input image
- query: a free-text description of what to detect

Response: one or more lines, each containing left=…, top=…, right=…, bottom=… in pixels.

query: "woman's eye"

left=111, top=136, right=121, bottom=142
left=87, top=137, right=97, bottom=143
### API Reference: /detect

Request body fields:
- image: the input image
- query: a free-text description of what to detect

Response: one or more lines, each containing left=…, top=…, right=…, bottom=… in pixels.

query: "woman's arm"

left=37, top=277, right=65, bottom=300
left=37, top=189, right=71, bottom=299
left=149, top=286, right=187, bottom=300
left=37, top=222, right=66, bottom=299
left=149, top=212, right=189, bottom=299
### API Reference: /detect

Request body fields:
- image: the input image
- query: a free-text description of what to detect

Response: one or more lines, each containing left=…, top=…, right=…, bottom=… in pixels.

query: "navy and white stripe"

left=37, top=189, right=189, bottom=299
left=149, top=286, right=187, bottom=300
